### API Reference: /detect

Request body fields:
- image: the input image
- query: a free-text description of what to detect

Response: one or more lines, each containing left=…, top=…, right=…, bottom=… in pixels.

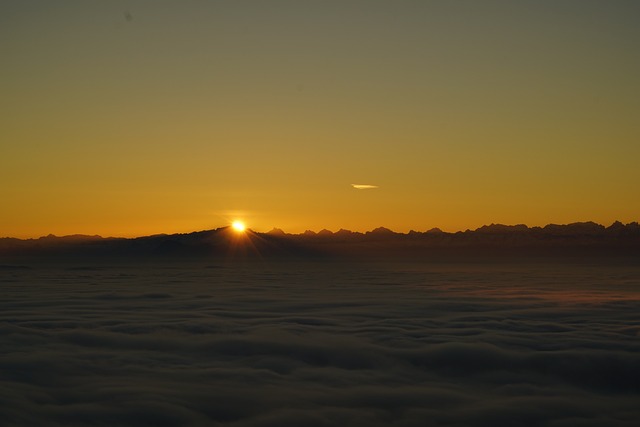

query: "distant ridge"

left=3, top=221, right=639, bottom=241
left=1, top=222, right=639, bottom=260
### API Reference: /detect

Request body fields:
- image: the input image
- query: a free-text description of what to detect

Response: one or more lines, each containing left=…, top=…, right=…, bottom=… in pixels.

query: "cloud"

left=351, top=184, right=379, bottom=190
left=1, top=260, right=639, bottom=426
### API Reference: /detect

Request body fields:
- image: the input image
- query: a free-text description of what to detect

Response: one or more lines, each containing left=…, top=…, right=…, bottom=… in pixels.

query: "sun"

left=231, top=220, right=246, bottom=233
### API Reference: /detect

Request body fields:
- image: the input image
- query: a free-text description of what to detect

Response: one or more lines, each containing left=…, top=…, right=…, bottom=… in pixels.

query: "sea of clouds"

left=1, top=260, right=639, bottom=426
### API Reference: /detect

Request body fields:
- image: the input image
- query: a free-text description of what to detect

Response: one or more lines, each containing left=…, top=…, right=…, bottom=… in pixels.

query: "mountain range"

left=1, top=221, right=639, bottom=261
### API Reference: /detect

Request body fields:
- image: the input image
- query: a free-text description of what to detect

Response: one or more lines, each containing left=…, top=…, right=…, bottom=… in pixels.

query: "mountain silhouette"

left=1, top=222, right=639, bottom=261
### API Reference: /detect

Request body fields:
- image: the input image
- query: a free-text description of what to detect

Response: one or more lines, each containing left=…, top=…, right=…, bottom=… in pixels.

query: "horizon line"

left=2, top=220, right=638, bottom=241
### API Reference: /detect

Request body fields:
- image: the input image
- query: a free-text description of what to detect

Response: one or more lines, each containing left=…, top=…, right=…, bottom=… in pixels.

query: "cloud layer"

left=1, top=260, right=639, bottom=426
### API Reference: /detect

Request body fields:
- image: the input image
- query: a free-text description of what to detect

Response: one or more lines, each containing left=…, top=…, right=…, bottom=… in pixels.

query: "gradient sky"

left=2, top=1, right=639, bottom=237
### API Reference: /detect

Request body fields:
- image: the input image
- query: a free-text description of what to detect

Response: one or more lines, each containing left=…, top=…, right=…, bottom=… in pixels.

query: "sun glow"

left=232, top=221, right=246, bottom=232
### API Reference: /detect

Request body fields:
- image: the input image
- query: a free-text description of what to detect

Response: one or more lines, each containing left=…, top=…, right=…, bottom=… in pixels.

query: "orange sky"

left=2, top=1, right=639, bottom=238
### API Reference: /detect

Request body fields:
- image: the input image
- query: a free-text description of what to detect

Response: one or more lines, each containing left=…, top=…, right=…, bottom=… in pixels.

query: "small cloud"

left=351, top=184, right=379, bottom=190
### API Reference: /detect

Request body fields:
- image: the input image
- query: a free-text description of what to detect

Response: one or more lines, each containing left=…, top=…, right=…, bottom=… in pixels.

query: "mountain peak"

left=426, top=227, right=444, bottom=234
left=368, top=227, right=395, bottom=235
left=267, top=228, right=286, bottom=236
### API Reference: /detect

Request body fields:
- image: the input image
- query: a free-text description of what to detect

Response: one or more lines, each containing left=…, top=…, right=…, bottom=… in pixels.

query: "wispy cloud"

left=351, top=184, right=379, bottom=190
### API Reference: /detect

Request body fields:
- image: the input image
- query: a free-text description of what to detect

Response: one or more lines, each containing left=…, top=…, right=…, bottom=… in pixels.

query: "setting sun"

left=1, top=3, right=638, bottom=425
left=232, top=221, right=246, bottom=232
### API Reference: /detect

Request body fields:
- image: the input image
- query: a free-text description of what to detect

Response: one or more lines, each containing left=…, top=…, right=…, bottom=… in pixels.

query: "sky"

left=2, top=0, right=639, bottom=237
